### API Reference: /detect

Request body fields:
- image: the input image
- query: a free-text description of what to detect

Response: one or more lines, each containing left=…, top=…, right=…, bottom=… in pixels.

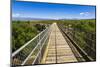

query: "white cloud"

left=12, top=13, right=35, bottom=18
left=12, top=13, right=20, bottom=17
left=80, top=12, right=84, bottom=15
left=80, top=12, right=90, bottom=16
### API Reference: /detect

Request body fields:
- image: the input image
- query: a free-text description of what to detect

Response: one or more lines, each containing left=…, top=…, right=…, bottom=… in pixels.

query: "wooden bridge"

left=41, top=23, right=77, bottom=64
left=12, top=23, right=95, bottom=66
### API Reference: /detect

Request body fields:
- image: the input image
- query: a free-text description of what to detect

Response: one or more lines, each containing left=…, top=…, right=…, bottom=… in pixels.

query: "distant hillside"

left=12, top=17, right=96, bottom=21
left=12, top=17, right=55, bottom=21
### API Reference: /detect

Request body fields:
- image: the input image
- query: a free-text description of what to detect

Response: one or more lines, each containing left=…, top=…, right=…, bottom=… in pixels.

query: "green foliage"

left=12, top=19, right=96, bottom=55
left=12, top=21, right=43, bottom=52
left=34, top=24, right=46, bottom=31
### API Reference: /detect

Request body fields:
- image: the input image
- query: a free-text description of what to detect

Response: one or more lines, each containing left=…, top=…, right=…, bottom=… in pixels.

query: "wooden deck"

left=41, top=23, right=77, bottom=64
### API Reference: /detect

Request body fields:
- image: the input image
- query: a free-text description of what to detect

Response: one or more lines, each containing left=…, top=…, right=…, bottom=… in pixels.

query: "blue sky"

left=12, top=0, right=96, bottom=19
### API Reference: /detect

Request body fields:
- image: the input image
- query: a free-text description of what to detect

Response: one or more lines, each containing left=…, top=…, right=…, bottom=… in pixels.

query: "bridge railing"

left=12, top=26, right=51, bottom=66
left=68, top=29, right=96, bottom=60
left=57, top=24, right=96, bottom=61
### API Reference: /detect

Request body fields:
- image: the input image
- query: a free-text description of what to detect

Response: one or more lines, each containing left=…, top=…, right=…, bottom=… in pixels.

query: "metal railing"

left=68, top=30, right=96, bottom=60
left=12, top=26, right=51, bottom=66
left=57, top=24, right=96, bottom=61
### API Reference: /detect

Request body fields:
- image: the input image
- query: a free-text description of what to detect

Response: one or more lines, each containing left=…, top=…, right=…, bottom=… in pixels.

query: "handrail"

left=68, top=32, right=95, bottom=52
left=12, top=26, right=50, bottom=66
left=32, top=24, right=52, bottom=64
left=12, top=28, right=48, bottom=57
left=22, top=27, right=50, bottom=65
left=57, top=24, right=94, bottom=61
left=32, top=30, right=50, bottom=64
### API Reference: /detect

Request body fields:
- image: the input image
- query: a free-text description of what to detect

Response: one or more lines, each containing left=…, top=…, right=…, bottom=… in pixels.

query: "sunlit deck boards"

left=41, top=23, right=77, bottom=64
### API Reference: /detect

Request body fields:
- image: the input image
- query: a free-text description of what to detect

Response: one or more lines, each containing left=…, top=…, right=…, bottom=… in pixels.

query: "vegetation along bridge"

left=12, top=23, right=95, bottom=66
